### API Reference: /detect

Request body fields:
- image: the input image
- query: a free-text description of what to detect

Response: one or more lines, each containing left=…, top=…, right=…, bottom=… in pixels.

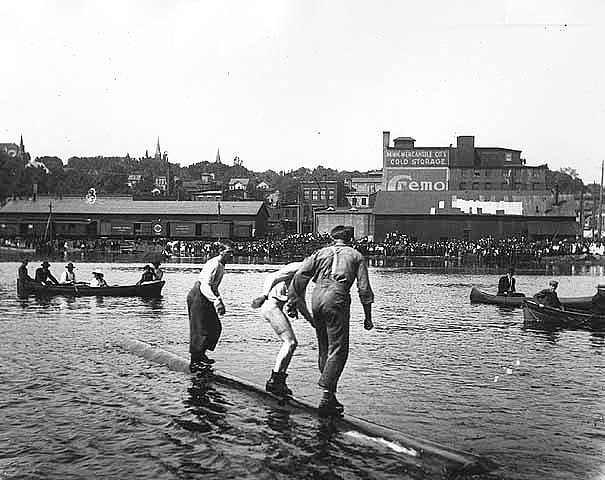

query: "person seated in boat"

left=151, top=260, right=164, bottom=281
left=533, top=280, right=562, bottom=309
left=35, top=261, right=59, bottom=286
left=59, top=262, right=77, bottom=284
left=91, top=270, right=108, bottom=288
left=136, top=265, right=156, bottom=285
left=18, top=259, right=34, bottom=282
left=497, top=267, right=522, bottom=296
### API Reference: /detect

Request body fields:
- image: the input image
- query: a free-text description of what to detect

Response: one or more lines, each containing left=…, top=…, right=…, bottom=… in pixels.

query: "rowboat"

left=17, top=280, right=165, bottom=298
left=470, top=287, right=594, bottom=310
left=522, top=300, right=605, bottom=330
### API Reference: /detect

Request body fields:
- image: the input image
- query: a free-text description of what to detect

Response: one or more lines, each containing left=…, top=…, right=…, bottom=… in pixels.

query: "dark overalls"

left=312, top=278, right=350, bottom=392
left=187, top=281, right=222, bottom=359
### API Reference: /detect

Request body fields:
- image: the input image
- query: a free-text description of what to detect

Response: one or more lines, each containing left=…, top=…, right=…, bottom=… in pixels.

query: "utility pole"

left=599, top=161, right=605, bottom=242
left=297, top=183, right=302, bottom=234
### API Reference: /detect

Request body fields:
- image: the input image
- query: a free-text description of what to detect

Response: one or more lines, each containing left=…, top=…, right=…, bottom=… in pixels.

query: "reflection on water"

left=1, top=261, right=605, bottom=480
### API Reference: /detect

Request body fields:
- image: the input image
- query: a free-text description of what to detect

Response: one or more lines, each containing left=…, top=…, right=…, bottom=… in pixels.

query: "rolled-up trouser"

left=311, top=279, right=351, bottom=392
left=187, top=281, right=222, bottom=357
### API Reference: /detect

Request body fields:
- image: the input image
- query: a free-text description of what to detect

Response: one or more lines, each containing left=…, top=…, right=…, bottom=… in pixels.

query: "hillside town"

left=0, top=132, right=599, bottom=250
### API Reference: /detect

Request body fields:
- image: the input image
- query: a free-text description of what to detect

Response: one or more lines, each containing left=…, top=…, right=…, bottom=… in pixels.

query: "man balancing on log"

left=187, top=240, right=234, bottom=372
left=251, top=261, right=314, bottom=397
left=285, top=225, right=374, bottom=416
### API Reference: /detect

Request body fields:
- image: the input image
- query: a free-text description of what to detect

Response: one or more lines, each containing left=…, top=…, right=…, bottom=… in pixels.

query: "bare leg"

left=261, top=299, right=298, bottom=373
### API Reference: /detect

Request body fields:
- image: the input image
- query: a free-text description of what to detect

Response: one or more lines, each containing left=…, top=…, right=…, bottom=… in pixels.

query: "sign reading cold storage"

left=384, top=148, right=449, bottom=191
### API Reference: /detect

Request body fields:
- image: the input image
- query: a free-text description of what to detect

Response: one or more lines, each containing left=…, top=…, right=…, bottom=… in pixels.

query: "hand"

left=216, top=300, right=226, bottom=316
left=364, top=317, right=374, bottom=331
left=251, top=295, right=268, bottom=309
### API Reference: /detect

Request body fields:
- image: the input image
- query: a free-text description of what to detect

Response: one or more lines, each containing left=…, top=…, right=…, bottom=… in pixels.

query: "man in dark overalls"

left=187, top=240, right=234, bottom=371
left=286, top=225, right=374, bottom=415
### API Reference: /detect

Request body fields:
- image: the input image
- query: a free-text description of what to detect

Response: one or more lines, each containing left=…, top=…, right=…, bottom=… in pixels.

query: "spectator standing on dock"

left=286, top=225, right=374, bottom=416
left=35, top=261, right=59, bottom=285
left=187, top=240, right=234, bottom=371
left=252, top=261, right=313, bottom=396
left=59, top=263, right=77, bottom=284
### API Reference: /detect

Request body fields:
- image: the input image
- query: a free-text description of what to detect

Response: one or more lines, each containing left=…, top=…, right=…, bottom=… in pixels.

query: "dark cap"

left=66, top=262, right=75, bottom=269
left=330, top=225, right=354, bottom=242
left=42, top=261, right=50, bottom=267
left=144, top=264, right=153, bottom=270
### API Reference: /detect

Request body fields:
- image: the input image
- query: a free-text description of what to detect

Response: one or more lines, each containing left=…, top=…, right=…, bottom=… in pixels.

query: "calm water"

left=1, top=261, right=604, bottom=480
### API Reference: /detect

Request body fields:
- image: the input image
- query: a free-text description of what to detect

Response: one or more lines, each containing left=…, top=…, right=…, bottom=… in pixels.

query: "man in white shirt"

left=251, top=262, right=313, bottom=396
left=59, top=263, right=77, bottom=284
left=187, top=240, right=234, bottom=371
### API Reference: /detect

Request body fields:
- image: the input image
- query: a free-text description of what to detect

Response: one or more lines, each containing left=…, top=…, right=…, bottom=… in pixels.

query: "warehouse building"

left=0, top=196, right=268, bottom=240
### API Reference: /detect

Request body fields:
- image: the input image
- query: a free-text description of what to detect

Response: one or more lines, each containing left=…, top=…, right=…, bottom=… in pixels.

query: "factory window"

left=328, top=189, right=335, bottom=200
left=312, top=190, right=319, bottom=201
left=485, top=182, right=492, bottom=190
left=304, top=189, right=310, bottom=200
left=505, top=152, right=513, bottom=162
left=472, top=182, right=480, bottom=190
left=361, top=197, right=367, bottom=206
left=320, top=189, right=326, bottom=200
left=474, top=170, right=481, bottom=177
left=351, top=197, right=358, bottom=206
left=459, top=182, right=466, bottom=190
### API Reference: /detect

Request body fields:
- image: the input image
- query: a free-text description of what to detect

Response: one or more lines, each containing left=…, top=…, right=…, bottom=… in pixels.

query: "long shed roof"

left=0, top=196, right=265, bottom=216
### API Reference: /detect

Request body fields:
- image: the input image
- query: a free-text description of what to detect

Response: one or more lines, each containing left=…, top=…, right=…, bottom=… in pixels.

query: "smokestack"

left=33, top=183, right=38, bottom=202
left=383, top=131, right=390, bottom=149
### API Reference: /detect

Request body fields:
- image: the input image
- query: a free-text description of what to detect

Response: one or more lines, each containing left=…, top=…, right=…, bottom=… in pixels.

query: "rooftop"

left=0, top=196, right=265, bottom=216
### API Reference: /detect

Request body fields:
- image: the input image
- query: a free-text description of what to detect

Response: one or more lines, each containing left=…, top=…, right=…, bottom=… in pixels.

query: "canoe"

left=17, top=280, right=165, bottom=298
left=522, top=299, right=605, bottom=330
left=470, top=287, right=594, bottom=310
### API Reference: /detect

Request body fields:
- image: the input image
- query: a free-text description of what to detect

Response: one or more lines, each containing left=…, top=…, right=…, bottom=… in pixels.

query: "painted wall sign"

left=385, top=168, right=449, bottom=192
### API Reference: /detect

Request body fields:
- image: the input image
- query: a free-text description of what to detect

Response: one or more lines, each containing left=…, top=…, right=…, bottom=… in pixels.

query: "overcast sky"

left=2, top=1, right=604, bottom=183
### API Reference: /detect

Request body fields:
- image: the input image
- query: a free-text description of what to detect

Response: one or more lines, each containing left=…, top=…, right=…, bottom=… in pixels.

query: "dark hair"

left=330, top=225, right=353, bottom=242
left=218, top=239, right=234, bottom=251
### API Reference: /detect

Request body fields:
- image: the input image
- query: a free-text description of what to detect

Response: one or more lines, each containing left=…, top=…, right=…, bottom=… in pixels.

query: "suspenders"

left=331, top=246, right=338, bottom=279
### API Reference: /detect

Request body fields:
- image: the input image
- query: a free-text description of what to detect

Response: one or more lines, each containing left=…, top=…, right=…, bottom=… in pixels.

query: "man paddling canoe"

left=187, top=240, right=234, bottom=371
left=286, top=225, right=374, bottom=416
left=251, top=262, right=313, bottom=396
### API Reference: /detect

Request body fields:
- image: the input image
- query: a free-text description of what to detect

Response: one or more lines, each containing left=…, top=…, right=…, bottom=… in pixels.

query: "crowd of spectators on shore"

left=2, top=233, right=605, bottom=264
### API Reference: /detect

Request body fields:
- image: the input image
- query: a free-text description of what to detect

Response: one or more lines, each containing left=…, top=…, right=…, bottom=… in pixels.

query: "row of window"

left=303, top=189, right=336, bottom=201
left=350, top=197, right=368, bottom=206
left=458, top=182, right=545, bottom=190
left=458, top=169, right=544, bottom=177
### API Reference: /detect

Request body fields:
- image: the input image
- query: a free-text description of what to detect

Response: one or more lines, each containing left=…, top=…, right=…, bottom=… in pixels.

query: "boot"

left=318, top=391, right=344, bottom=416
left=266, top=371, right=292, bottom=396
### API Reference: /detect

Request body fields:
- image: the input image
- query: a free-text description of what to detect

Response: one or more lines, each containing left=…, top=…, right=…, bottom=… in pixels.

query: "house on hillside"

left=226, top=178, right=253, bottom=200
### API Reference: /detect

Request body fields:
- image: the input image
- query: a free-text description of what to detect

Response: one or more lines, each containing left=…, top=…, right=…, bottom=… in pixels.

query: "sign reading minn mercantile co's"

left=383, top=148, right=450, bottom=192
left=384, top=148, right=449, bottom=167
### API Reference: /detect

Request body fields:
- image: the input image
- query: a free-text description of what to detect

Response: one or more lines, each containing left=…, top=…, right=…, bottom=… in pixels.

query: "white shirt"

left=198, top=256, right=225, bottom=304
left=60, top=270, right=76, bottom=284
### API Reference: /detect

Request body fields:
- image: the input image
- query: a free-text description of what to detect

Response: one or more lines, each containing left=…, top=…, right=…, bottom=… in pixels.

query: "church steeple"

left=215, top=148, right=221, bottom=164
left=19, top=135, right=25, bottom=159
left=155, top=137, right=161, bottom=160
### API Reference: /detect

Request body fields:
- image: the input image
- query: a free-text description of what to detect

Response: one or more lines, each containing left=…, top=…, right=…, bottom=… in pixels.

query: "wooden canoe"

left=17, top=280, right=165, bottom=298
left=522, top=299, right=605, bottom=330
left=470, top=287, right=594, bottom=310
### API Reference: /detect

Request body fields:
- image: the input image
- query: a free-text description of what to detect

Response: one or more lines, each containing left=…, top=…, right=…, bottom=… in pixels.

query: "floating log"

left=117, top=337, right=498, bottom=477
